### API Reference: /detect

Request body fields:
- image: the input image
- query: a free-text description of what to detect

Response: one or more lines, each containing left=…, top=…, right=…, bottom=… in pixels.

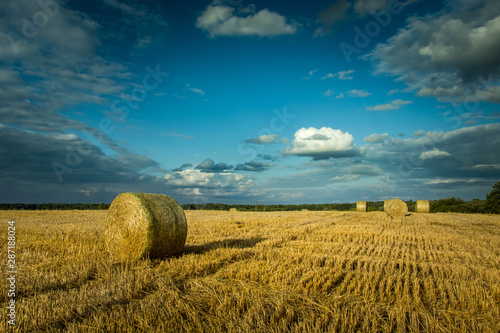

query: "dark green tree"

left=98, top=203, right=109, bottom=210
left=485, top=181, right=500, bottom=214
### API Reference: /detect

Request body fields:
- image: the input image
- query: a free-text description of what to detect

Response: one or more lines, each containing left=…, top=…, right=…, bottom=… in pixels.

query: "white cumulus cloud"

left=246, top=134, right=280, bottom=144
left=196, top=4, right=297, bottom=37
left=164, top=168, right=256, bottom=198
left=363, top=133, right=390, bottom=143
left=420, top=148, right=451, bottom=160
left=281, top=127, right=357, bottom=160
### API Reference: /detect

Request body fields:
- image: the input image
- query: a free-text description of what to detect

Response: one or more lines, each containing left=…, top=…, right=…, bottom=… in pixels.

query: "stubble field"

left=1, top=210, right=499, bottom=332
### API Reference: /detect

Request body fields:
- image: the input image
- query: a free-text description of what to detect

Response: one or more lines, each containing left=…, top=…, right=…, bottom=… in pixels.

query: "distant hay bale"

left=416, top=200, right=430, bottom=213
left=385, top=199, right=408, bottom=218
left=229, top=208, right=238, bottom=212
left=356, top=201, right=367, bottom=212
left=384, top=200, right=389, bottom=212
left=301, top=209, right=309, bottom=211
left=105, top=193, right=187, bottom=262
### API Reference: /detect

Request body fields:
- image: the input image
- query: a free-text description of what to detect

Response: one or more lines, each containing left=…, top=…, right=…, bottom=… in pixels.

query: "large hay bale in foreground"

left=229, top=208, right=238, bottom=212
left=356, top=201, right=367, bottom=212
left=385, top=199, right=408, bottom=218
left=105, top=193, right=187, bottom=262
left=416, top=200, right=430, bottom=213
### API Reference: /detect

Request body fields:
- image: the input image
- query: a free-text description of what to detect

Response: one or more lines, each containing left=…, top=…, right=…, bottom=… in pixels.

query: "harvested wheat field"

left=1, top=210, right=499, bottom=332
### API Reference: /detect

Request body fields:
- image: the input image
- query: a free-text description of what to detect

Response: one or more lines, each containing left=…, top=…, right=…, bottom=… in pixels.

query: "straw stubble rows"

left=0, top=210, right=499, bottom=332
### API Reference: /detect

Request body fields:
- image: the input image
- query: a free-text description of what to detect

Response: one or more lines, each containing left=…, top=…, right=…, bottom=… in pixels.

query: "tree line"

left=180, top=198, right=496, bottom=214
left=0, top=199, right=495, bottom=213
left=0, top=203, right=110, bottom=210
left=1, top=182, right=498, bottom=214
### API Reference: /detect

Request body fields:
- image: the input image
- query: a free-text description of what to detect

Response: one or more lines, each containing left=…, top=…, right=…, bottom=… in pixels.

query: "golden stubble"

left=0, top=210, right=499, bottom=332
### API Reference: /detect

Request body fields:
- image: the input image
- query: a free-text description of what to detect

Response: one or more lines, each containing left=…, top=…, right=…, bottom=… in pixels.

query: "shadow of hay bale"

left=182, top=237, right=266, bottom=255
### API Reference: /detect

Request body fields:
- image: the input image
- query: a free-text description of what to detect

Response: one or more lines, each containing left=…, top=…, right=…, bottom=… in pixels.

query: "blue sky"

left=1, top=0, right=499, bottom=204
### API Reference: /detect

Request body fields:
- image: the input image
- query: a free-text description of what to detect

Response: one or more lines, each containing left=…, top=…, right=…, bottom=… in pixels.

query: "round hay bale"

left=385, top=199, right=408, bottom=218
left=105, top=193, right=187, bottom=262
left=416, top=200, right=430, bottom=213
left=301, top=209, right=309, bottom=212
left=384, top=200, right=389, bottom=212
left=229, top=208, right=238, bottom=212
left=356, top=201, right=367, bottom=212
